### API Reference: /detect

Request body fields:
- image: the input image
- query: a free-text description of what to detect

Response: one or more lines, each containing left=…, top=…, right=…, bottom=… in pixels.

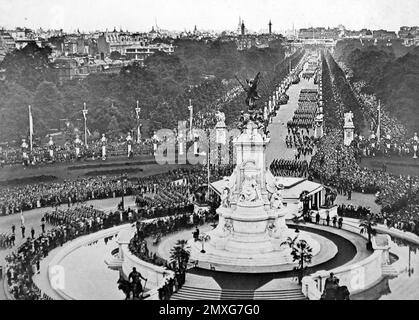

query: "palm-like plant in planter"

left=169, top=240, right=191, bottom=274
left=291, top=240, right=313, bottom=284
left=282, top=235, right=313, bottom=284
left=199, top=234, right=211, bottom=253
left=359, top=214, right=377, bottom=251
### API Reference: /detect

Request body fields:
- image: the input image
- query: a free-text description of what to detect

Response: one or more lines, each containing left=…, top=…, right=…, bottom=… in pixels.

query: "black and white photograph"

left=0, top=0, right=418, bottom=306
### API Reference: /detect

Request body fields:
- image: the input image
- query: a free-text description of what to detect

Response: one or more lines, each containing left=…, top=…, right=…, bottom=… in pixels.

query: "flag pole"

left=83, top=102, right=88, bottom=148
left=189, top=99, right=193, bottom=139
left=28, top=105, right=33, bottom=152
left=377, top=100, right=381, bottom=144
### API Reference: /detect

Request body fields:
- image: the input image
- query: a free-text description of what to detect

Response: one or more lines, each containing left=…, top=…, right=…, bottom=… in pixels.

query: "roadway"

left=265, top=60, right=318, bottom=167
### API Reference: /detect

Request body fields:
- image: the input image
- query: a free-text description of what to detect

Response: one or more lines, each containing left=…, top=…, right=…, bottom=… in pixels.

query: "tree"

left=169, top=240, right=191, bottom=273
left=0, top=42, right=52, bottom=90
left=110, top=51, right=122, bottom=60
left=0, top=82, right=34, bottom=141
left=33, top=81, right=64, bottom=134
left=107, top=116, right=120, bottom=135
left=359, top=214, right=377, bottom=250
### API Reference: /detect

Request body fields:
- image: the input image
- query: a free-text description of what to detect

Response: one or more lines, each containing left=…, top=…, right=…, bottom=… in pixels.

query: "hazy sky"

left=0, top=0, right=418, bottom=32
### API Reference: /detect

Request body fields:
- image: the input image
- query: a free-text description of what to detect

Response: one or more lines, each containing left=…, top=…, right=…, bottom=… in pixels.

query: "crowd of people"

left=0, top=175, right=135, bottom=215
left=310, top=130, right=419, bottom=236
left=270, top=159, right=309, bottom=178
left=3, top=204, right=133, bottom=300
left=0, top=165, right=225, bottom=216
left=352, top=133, right=418, bottom=159
left=0, top=137, right=155, bottom=168
left=0, top=231, right=15, bottom=249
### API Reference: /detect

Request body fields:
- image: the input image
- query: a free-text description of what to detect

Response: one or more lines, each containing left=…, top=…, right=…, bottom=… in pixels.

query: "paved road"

left=265, top=62, right=318, bottom=167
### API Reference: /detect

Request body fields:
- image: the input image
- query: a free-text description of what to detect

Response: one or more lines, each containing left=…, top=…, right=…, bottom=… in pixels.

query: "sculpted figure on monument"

left=266, top=221, right=277, bottom=235
left=223, top=218, right=233, bottom=235
left=239, top=174, right=261, bottom=203
left=220, top=187, right=231, bottom=208
left=269, top=179, right=284, bottom=209
left=344, top=111, right=354, bottom=126
left=270, top=190, right=283, bottom=209
left=235, top=72, right=261, bottom=110
left=238, top=111, right=251, bottom=132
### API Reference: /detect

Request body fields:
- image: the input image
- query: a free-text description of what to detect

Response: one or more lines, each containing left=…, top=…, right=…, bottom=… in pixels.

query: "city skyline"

left=0, top=0, right=418, bottom=33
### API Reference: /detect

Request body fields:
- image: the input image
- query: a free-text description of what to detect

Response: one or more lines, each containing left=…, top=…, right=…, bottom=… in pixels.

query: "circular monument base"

left=189, top=230, right=337, bottom=273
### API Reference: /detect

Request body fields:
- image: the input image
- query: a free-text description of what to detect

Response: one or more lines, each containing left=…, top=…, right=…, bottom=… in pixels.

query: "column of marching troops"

left=272, top=59, right=320, bottom=177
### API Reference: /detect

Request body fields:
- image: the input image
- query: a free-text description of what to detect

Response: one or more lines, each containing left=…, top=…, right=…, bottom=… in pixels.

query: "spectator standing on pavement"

left=338, top=217, right=343, bottom=229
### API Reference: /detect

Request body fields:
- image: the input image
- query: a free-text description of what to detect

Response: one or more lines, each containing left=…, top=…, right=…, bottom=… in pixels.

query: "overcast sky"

left=0, top=0, right=418, bottom=32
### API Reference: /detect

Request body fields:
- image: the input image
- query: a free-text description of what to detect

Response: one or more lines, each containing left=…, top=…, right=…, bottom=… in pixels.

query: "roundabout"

left=7, top=195, right=417, bottom=301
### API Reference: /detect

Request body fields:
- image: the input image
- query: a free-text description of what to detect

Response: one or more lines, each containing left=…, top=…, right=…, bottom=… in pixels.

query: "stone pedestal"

left=314, top=114, right=324, bottom=139
left=343, top=112, right=355, bottom=146
left=190, top=120, right=317, bottom=273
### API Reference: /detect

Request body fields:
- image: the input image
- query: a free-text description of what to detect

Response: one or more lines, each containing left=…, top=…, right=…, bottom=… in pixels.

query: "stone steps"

left=170, top=285, right=306, bottom=300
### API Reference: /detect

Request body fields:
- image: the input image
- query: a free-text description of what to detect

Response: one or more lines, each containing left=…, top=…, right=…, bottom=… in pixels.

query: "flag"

left=87, top=128, right=92, bottom=136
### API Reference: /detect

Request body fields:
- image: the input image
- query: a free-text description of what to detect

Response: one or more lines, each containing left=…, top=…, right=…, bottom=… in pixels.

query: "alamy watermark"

left=154, top=121, right=241, bottom=166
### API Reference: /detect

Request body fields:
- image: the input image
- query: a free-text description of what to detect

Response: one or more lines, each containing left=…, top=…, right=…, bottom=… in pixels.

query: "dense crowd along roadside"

left=4, top=205, right=126, bottom=300
left=0, top=165, right=235, bottom=216
left=0, top=138, right=155, bottom=167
